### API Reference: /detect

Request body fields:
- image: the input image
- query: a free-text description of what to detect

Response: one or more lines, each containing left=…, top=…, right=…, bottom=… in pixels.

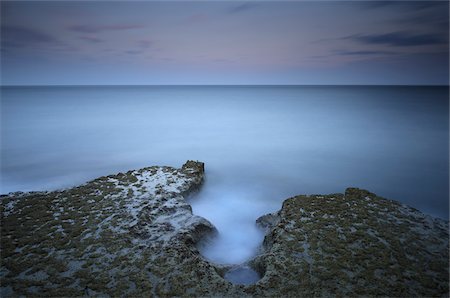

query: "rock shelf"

left=1, top=162, right=448, bottom=297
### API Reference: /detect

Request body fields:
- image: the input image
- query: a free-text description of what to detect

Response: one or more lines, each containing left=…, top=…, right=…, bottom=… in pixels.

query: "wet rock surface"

left=1, top=162, right=448, bottom=297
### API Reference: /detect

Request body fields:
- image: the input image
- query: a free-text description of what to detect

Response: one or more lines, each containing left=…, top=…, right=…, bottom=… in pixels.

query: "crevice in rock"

left=185, top=170, right=265, bottom=286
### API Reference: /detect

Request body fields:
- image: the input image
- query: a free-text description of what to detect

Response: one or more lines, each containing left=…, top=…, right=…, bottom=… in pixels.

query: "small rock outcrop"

left=255, top=212, right=281, bottom=231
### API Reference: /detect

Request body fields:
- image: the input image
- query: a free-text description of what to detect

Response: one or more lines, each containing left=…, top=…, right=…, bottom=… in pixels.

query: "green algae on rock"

left=1, top=162, right=448, bottom=297
left=0, top=161, right=233, bottom=297
left=249, top=188, right=449, bottom=297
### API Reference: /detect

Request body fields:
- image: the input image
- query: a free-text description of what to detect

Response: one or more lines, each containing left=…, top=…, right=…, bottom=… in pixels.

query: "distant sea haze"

left=1, top=85, right=448, bottom=263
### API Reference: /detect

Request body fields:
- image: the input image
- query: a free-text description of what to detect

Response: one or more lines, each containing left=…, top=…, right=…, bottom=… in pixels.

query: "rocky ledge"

left=250, top=188, right=449, bottom=297
left=1, top=161, right=227, bottom=296
left=1, top=162, right=448, bottom=297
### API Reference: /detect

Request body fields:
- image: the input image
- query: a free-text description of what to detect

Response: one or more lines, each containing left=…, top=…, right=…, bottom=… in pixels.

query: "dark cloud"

left=347, top=31, right=448, bottom=47
left=357, top=1, right=443, bottom=11
left=67, top=24, right=143, bottom=33
left=336, top=50, right=397, bottom=56
left=395, top=9, right=449, bottom=31
left=1, top=25, right=58, bottom=49
left=397, top=13, right=448, bottom=25
left=309, top=50, right=396, bottom=60
left=357, top=1, right=396, bottom=10
left=357, top=1, right=448, bottom=41
left=227, top=3, right=258, bottom=14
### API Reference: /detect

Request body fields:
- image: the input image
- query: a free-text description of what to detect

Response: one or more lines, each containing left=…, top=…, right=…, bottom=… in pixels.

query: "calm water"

left=1, top=85, right=448, bottom=264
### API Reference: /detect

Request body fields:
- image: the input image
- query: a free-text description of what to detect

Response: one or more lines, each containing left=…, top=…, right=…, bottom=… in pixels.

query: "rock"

left=0, top=161, right=234, bottom=297
left=256, top=211, right=280, bottom=231
left=2, top=165, right=448, bottom=297
left=249, top=188, right=449, bottom=297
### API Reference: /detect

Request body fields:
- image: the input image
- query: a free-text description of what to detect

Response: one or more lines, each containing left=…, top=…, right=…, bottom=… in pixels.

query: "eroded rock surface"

left=249, top=188, right=449, bottom=297
left=2, top=163, right=448, bottom=297
left=0, top=161, right=234, bottom=297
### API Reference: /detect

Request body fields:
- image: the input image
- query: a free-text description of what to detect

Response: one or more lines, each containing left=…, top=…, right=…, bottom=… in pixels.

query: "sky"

left=1, top=1, right=449, bottom=85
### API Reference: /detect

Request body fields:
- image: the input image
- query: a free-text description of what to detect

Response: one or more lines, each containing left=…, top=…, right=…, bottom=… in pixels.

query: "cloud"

left=308, top=49, right=396, bottom=61
left=1, top=25, right=58, bottom=49
left=356, top=1, right=395, bottom=10
left=67, top=24, right=143, bottom=33
left=336, top=50, right=396, bottom=56
left=394, top=10, right=449, bottom=30
left=347, top=31, right=448, bottom=47
left=357, top=1, right=441, bottom=11
left=227, top=3, right=258, bottom=14
left=406, top=16, right=447, bottom=28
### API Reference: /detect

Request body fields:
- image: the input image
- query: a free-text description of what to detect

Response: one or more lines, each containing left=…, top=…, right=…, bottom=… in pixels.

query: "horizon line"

left=1, top=84, right=449, bottom=87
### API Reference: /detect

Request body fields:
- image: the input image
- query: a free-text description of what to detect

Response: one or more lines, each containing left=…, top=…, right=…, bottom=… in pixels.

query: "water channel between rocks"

left=187, top=180, right=276, bottom=285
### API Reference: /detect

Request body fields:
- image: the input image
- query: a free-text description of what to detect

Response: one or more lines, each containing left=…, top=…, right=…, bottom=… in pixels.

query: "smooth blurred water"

left=1, top=85, right=448, bottom=264
left=224, top=266, right=261, bottom=285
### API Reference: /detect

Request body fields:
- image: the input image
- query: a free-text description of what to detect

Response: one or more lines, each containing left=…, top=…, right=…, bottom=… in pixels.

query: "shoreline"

left=1, top=162, right=448, bottom=296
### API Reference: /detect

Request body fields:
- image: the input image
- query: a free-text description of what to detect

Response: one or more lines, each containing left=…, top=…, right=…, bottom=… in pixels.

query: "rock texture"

left=1, top=162, right=448, bottom=297
left=249, top=188, right=449, bottom=297
left=0, top=161, right=233, bottom=297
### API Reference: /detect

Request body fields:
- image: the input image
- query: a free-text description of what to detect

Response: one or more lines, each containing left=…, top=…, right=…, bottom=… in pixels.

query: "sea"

left=1, top=85, right=448, bottom=264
